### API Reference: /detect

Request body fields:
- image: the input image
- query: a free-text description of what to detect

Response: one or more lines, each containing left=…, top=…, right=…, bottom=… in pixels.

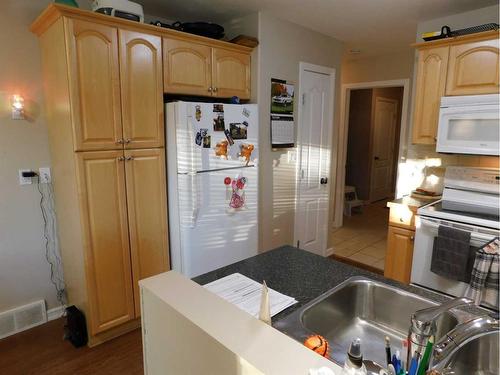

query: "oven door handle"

left=419, top=217, right=497, bottom=242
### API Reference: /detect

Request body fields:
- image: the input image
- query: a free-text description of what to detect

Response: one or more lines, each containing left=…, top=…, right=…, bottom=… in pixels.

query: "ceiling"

left=139, top=0, right=497, bottom=57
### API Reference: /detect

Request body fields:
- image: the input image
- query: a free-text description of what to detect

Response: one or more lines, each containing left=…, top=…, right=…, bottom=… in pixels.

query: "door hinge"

left=302, top=93, right=306, bottom=105
left=297, top=240, right=300, bottom=248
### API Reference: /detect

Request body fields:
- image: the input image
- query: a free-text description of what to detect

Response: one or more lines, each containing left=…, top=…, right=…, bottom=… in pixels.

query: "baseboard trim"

left=47, top=305, right=66, bottom=321
left=325, top=247, right=334, bottom=257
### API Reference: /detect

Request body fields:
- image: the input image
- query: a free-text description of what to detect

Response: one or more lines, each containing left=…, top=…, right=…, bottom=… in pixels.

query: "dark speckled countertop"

left=193, top=246, right=489, bottom=321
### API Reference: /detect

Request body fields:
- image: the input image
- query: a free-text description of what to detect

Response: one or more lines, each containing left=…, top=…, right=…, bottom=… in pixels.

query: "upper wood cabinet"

left=212, top=48, right=251, bottom=99
left=163, top=38, right=212, bottom=96
left=124, top=148, right=170, bottom=316
left=412, top=32, right=500, bottom=145
left=163, top=37, right=251, bottom=99
left=66, top=19, right=123, bottom=151
left=412, top=46, right=449, bottom=144
left=119, top=30, right=164, bottom=149
left=77, top=150, right=135, bottom=334
left=446, top=38, right=500, bottom=95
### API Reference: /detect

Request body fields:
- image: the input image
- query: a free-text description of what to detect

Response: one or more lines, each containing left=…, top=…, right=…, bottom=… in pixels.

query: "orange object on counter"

left=304, top=334, right=329, bottom=357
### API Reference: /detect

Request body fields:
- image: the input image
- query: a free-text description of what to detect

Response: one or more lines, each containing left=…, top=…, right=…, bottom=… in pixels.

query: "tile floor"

left=329, top=200, right=389, bottom=271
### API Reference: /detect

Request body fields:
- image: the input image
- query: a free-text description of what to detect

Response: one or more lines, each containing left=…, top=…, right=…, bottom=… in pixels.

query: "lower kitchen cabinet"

left=76, top=149, right=170, bottom=340
left=124, top=149, right=170, bottom=316
left=77, top=151, right=136, bottom=334
left=384, top=226, right=415, bottom=284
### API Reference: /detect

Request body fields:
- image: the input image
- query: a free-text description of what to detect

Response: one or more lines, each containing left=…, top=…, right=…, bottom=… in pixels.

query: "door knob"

left=320, top=177, right=328, bottom=185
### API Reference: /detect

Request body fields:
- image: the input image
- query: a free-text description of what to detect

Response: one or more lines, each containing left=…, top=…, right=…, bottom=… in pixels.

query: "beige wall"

left=257, top=12, right=343, bottom=251
left=342, top=49, right=415, bottom=84
left=0, top=0, right=57, bottom=312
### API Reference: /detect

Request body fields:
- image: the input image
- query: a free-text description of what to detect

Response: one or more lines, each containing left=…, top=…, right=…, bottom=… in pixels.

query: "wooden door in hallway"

left=295, top=63, right=335, bottom=256
left=370, top=97, right=398, bottom=202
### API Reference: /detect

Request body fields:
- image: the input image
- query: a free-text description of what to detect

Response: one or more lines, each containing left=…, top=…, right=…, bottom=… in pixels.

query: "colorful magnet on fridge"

left=224, top=129, right=234, bottom=145
left=203, top=135, right=211, bottom=148
left=213, top=113, right=225, bottom=131
left=224, top=177, right=232, bottom=185
left=239, top=144, right=254, bottom=165
left=215, top=140, right=229, bottom=159
left=213, top=104, right=224, bottom=113
left=195, top=105, right=202, bottom=121
left=195, top=131, right=202, bottom=146
left=242, top=107, right=250, bottom=118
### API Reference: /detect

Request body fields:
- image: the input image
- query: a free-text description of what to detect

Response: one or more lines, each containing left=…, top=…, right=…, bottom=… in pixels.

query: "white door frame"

left=293, top=62, right=336, bottom=255
left=333, top=79, right=410, bottom=229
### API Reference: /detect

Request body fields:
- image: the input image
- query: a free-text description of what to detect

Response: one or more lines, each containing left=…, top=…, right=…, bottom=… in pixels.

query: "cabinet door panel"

left=446, top=38, right=500, bottom=95
left=163, top=38, right=212, bottom=96
left=77, top=151, right=134, bottom=334
left=66, top=19, right=123, bottom=151
left=212, top=48, right=250, bottom=99
left=412, top=46, right=449, bottom=144
left=384, top=226, right=414, bottom=284
left=125, top=148, right=170, bottom=316
left=120, top=30, right=164, bottom=149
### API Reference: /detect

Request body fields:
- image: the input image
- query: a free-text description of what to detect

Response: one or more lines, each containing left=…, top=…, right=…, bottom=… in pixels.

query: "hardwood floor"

left=0, top=318, right=143, bottom=374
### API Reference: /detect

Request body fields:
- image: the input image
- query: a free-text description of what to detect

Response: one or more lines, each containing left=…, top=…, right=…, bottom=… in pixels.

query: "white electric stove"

left=411, top=167, right=500, bottom=304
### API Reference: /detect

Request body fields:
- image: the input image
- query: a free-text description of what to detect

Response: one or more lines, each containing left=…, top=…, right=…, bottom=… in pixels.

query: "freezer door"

left=186, top=102, right=259, bottom=172
left=176, top=167, right=258, bottom=277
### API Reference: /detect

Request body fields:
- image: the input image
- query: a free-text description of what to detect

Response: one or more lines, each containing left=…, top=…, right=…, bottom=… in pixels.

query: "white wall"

left=0, top=0, right=62, bottom=312
left=256, top=13, right=343, bottom=251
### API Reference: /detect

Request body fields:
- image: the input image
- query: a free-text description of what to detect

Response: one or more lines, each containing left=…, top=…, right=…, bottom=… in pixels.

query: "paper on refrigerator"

left=203, top=273, right=298, bottom=318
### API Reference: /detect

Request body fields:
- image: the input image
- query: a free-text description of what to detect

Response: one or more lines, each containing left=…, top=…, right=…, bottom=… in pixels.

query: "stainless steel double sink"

left=274, top=277, right=471, bottom=368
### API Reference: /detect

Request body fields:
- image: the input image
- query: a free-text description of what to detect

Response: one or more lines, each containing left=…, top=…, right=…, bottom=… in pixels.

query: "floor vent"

left=0, top=300, right=47, bottom=339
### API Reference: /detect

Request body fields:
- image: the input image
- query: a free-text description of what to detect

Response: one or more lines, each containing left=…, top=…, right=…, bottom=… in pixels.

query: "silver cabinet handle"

left=208, top=87, right=213, bottom=92
left=410, top=236, right=415, bottom=241
left=125, top=156, right=134, bottom=161
left=213, top=87, right=218, bottom=93
left=117, top=156, right=125, bottom=161
left=124, top=138, right=132, bottom=144
left=116, top=139, right=124, bottom=144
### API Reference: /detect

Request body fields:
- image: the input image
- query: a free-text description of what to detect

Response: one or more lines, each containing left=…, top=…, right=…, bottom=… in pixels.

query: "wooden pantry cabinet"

left=412, top=31, right=499, bottom=145
left=32, top=11, right=169, bottom=345
left=164, top=37, right=251, bottom=99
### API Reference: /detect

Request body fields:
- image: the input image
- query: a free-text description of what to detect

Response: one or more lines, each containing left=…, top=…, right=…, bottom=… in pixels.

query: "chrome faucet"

left=429, top=315, right=499, bottom=372
left=406, top=297, right=474, bottom=370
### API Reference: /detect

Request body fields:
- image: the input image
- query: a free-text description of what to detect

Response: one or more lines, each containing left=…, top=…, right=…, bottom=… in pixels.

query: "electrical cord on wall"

left=36, top=176, right=67, bottom=316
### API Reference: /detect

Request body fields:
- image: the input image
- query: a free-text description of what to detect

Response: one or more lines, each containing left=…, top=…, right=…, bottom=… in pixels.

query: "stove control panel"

left=444, top=167, right=500, bottom=194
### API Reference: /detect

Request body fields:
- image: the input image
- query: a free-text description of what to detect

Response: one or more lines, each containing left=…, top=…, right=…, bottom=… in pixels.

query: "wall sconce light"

left=11, top=94, right=25, bottom=120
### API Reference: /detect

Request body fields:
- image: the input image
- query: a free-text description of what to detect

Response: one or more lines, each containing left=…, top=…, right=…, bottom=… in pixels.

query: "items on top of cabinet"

left=91, top=0, right=144, bottom=22
left=422, top=23, right=499, bottom=42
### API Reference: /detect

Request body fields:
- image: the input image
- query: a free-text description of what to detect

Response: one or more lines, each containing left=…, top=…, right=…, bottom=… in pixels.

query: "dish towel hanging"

left=464, top=238, right=499, bottom=310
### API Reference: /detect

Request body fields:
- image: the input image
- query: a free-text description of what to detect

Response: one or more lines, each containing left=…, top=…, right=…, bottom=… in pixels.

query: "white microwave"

left=436, top=94, right=499, bottom=156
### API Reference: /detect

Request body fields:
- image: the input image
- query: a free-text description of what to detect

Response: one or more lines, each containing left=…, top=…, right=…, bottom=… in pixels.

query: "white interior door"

left=370, top=97, right=398, bottom=202
left=295, top=64, right=335, bottom=256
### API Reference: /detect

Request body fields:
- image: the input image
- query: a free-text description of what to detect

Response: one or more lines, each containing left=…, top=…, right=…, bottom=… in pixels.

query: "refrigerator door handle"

left=189, top=172, right=199, bottom=228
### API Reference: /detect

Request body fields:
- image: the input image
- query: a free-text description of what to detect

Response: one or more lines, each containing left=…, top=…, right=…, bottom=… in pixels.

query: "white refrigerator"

left=166, top=101, right=259, bottom=277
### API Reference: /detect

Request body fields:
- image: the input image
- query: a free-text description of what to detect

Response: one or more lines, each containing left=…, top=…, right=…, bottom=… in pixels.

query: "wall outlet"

left=39, top=167, right=51, bottom=183
left=18, top=169, right=33, bottom=185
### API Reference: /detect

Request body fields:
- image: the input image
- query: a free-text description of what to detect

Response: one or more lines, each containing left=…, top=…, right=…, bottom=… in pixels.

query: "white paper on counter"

left=203, top=273, right=298, bottom=318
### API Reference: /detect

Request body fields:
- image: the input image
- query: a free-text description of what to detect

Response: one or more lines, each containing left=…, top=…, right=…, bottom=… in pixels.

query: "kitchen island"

left=140, top=246, right=485, bottom=375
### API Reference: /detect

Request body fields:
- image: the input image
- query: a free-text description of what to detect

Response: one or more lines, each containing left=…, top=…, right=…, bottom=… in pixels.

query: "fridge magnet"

left=213, top=113, right=225, bottom=131
left=226, top=175, right=247, bottom=211
left=239, top=144, right=254, bottom=165
left=230, top=123, right=247, bottom=140
left=215, top=140, right=229, bottom=159
left=195, top=131, right=203, bottom=146
left=224, top=129, right=234, bottom=145
left=195, top=105, right=202, bottom=121
left=242, top=107, right=250, bottom=118
left=213, top=104, right=224, bottom=113
left=203, top=135, right=211, bottom=148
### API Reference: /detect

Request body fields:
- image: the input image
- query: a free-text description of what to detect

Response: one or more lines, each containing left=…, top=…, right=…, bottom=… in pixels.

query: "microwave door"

left=437, top=106, right=500, bottom=155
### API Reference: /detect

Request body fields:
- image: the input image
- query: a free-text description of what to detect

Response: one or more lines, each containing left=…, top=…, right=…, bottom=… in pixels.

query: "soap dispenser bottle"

left=341, top=338, right=367, bottom=375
